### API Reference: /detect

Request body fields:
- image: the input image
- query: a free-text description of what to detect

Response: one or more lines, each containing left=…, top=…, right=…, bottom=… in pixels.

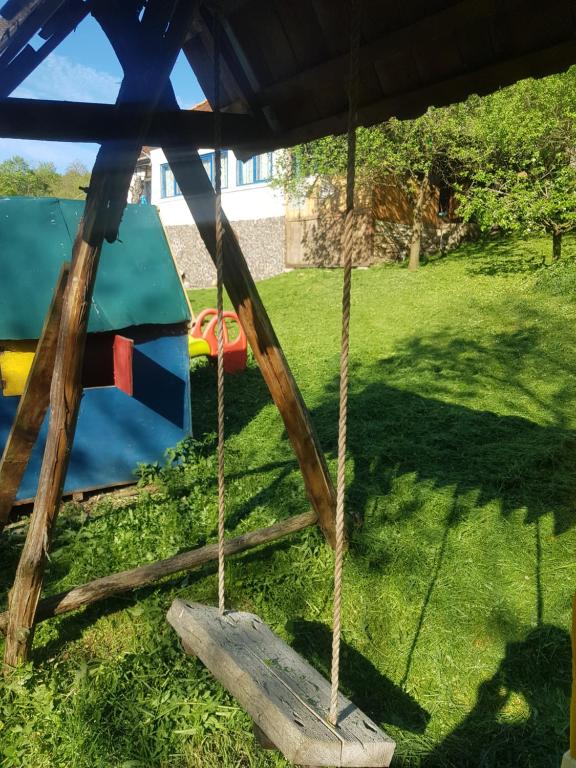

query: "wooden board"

left=167, top=599, right=395, bottom=767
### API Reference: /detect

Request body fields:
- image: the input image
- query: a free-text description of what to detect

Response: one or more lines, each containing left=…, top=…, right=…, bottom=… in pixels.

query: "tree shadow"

left=422, top=624, right=571, bottom=767
left=310, top=375, right=576, bottom=537
left=190, top=361, right=271, bottom=442
left=456, top=234, right=576, bottom=277
left=287, top=618, right=430, bottom=735
left=310, top=318, right=576, bottom=536
left=400, top=499, right=465, bottom=689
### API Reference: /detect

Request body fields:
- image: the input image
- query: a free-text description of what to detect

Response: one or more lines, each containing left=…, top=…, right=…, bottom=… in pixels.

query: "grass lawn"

left=1, top=235, right=576, bottom=767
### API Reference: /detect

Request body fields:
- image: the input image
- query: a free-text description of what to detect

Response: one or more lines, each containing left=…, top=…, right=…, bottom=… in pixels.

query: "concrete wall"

left=373, top=220, right=471, bottom=262
left=286, top=213, right=470, bottom=267
left=285, top=177, right=470, bottom=267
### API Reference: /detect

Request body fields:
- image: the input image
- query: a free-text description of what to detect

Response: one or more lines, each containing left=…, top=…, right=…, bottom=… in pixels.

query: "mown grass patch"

left=1, top=234, right=575, bottom=766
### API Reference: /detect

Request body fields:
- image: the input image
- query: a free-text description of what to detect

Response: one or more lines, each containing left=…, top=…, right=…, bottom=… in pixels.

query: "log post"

left=164, top=144, right=337, bottom=547
left=0, top=511, right=317, bottom=634
left=3, top=231, right=102, bottom=669
left=3, top=0, right=196, bottom=670
left=0, top=264, right=69, bottom=533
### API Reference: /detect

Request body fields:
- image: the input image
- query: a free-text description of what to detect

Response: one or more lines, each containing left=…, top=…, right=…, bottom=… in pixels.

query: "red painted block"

left=113, top=335, right=134, bottom=396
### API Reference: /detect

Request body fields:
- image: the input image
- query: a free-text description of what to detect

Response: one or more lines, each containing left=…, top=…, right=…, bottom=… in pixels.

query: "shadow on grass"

left=288, top=618, right=430, bottom=734
left=456, top=235, right=548, bottom=277
left=423, top=624, right=571, bottom=768
left=192, top=309, right=576, bottom=535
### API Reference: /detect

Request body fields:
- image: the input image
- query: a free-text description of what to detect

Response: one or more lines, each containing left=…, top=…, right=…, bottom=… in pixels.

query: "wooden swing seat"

left=167, top=599, right=395, bottom=767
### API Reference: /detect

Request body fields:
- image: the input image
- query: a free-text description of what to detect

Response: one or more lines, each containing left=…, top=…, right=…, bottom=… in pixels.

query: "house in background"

left=133, top=102, right=469, bottom=286
left=150, top=143, right=285, bottom=288
left=285, top=176, right=467, bottom=268
left=0, top=197, right=192, bottom=503
left=134, top=100, right=286, bottom=289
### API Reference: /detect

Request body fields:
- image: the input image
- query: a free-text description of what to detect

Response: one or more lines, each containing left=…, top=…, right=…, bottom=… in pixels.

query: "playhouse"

left=0, top=196, right=191, bottom=502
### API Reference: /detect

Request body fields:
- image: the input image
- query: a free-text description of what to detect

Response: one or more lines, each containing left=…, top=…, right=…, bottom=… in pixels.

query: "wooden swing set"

left=1, top=1, right=576, bottom=766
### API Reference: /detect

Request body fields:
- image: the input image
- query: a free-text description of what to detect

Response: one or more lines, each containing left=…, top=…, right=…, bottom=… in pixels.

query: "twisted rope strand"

left=213, top=7, right=226, bottom=616
left=329, top=0, right=360, bottom=727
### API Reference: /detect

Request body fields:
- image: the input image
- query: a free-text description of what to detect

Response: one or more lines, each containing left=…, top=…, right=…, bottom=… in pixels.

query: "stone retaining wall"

left=373, top=220, right=472, bottom=262
left=164, top=217, right=286, bottom=289
left=286, top=213, right=472, bottom=268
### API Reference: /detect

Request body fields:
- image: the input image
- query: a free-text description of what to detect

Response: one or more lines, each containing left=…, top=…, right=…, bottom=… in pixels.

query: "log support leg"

left=0, top=264, right=69, bottom=534
left=0, top=511, right=317, bottom=634
left=2, top=0, right=196, bottom=671
left=164, top=141, right=338, bottom=547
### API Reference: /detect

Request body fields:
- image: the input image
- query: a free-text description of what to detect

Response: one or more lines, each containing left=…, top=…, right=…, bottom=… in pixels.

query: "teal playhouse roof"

left=0, top=197, right=191, bottom=340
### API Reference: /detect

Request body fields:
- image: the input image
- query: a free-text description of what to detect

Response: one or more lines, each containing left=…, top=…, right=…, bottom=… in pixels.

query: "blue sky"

left=0, top=15, right=205, bottom=170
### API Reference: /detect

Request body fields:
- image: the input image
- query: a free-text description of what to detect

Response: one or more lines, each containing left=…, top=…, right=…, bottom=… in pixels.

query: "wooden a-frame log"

left=0, top=263, right=69, bottom=534
left=0, top=0, right=67, bottom=64
left=0, top=511, right=317, bottom=634
left=0, top=3, right=91, bottom=99
left=164, top=140, right=337, bottom=548
left=3, top=0, right=196, bottom=671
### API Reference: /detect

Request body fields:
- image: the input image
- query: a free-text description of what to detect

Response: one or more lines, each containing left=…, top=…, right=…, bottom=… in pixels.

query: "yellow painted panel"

left=188, top=337, right=211, bottom=358
left=0, top=341, right=37, bottom=397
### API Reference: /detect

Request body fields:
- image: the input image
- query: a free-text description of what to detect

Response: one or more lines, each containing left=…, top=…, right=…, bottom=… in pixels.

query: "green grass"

left=2, top=234, right=576, bottom=767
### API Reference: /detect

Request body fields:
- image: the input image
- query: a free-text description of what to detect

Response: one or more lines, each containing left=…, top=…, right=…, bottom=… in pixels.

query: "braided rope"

left=213, top=6, right=226, bottom=616
left=329, top=0, right=361, bottom=727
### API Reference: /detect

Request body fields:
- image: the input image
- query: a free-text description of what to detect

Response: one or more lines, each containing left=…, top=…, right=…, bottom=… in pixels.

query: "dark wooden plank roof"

left=1, top=0, right=575, bottom=151
left=184, top=0, right=576, bottom=150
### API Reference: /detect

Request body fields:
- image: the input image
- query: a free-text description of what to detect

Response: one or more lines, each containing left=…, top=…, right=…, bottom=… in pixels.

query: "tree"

left=51, top=162, right=91, bottom=199
left=0, top=156, right=90, bottom=199
left=275, top=103, right=470, bottom=269
left=0, top=156, right=58, bottom=196
left=456, top=68, right=576, bottom=261
left=375, top=106, right=470, bottom=270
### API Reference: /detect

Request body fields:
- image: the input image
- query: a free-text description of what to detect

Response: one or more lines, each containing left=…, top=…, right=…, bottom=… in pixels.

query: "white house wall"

left=149, top=148, right=285, bottom=223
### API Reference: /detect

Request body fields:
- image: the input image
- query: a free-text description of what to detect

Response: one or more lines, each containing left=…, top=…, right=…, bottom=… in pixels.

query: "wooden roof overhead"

left=0, top=0, right=576, bottom=152
left=185, top=0, right=576, bottom=151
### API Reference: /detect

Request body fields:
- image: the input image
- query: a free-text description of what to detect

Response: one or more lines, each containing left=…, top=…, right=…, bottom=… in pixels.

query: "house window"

left=160, top=153, right=228, bottom=198
left=161, top=163, right=180, bottom=198
left=199, top=151, right=228, bottom=189
left=237, top=152, right=273, bottom=186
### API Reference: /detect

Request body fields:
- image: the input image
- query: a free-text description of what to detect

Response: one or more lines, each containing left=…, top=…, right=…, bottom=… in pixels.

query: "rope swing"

left=329, top=0, right=360, bottom=727
left=168, top=2, right=395, bottom=763
left=213, top=4, right=226, bottom=617
left=210, top=0, right=362, bottom=727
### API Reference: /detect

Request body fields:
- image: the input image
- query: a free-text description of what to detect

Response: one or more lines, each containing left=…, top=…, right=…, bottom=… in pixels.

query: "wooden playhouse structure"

left=0, top=196, right=191, bottom=504
left=1, top=0, right=576, bottom=763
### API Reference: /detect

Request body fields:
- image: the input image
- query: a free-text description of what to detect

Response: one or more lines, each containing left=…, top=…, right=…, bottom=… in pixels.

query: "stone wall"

left=285, top=211, right=374, bottom=268
left=163, top=216, right=286, bottom=289
left=373, top=220, right=472, bottom=262
left=286, top=213, right=472, bottom=268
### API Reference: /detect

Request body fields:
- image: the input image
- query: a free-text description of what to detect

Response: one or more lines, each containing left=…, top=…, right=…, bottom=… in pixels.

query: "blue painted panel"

left=0, top=333, right=191, bottom=500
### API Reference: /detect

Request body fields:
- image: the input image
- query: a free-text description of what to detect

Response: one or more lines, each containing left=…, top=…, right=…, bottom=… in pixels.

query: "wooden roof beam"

left=358, top=38, right=576, bottom=127
left=0, top=96, right=272, bottom=146
left=238, top=37, right=576, bottom=154
left=0, top=1, right=91, bottom=98
left=0, top=0, right=70, bottom=66
left=182, top=3, right=281, bottom=134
